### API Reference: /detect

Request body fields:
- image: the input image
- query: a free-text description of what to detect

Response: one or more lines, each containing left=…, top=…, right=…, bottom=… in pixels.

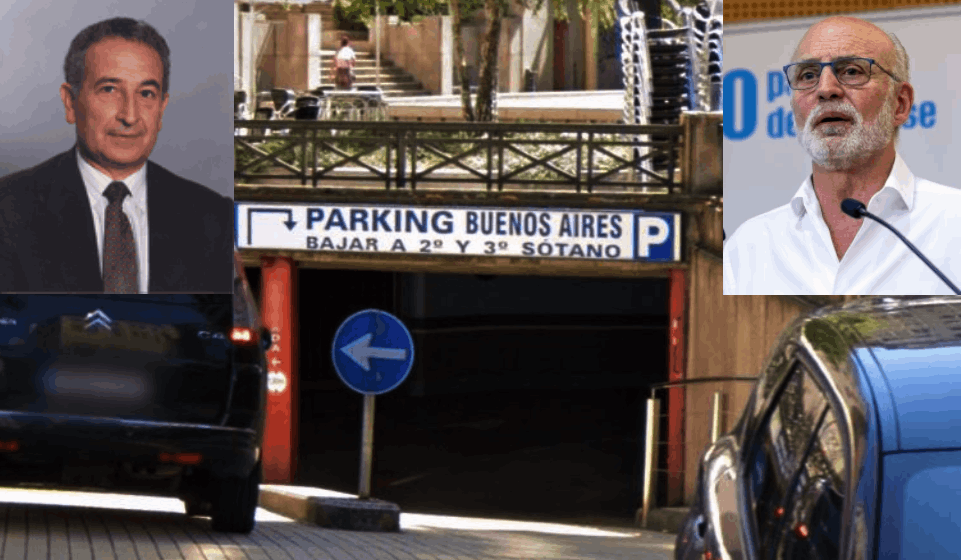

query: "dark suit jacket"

left=0, top=149, right=233, bottom=293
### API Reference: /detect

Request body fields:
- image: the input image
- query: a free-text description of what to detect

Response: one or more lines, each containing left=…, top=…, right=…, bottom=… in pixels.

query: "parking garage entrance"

left=243, top=260, right=685, bottom=524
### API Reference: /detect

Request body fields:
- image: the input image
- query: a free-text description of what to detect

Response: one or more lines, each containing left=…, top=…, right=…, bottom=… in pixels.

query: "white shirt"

left=724, top=154, right=961, bottom=295
left=77, top=150, right=150, bottom=293
left=335, top=46, right=356, bottom=63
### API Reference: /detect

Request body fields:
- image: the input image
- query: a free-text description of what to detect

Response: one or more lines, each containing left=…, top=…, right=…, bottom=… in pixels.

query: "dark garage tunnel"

left=246, top=267, right=670, bottom=525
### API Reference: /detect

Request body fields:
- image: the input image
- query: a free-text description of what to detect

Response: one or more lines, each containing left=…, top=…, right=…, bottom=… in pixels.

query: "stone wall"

left=381, top=16, right=447, bottom=94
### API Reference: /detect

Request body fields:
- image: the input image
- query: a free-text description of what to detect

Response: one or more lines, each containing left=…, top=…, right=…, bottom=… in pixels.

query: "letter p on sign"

left=636, top=217, right=670, bottom=258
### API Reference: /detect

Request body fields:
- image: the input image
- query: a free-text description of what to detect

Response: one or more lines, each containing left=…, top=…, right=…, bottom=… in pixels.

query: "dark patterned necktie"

left=102, top=181, right=139, bottom=293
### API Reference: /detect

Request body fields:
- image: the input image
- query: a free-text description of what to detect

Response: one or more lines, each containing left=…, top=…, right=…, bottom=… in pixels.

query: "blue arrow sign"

left=331, top=309, right=415, bottom=395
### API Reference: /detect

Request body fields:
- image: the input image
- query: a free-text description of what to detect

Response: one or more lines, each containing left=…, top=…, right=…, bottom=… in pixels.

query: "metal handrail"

left=234, top=119, right=685, bottom=193
left=640, top=375, right=758, bottom=528
left=649, top=375, right=758, bottom=396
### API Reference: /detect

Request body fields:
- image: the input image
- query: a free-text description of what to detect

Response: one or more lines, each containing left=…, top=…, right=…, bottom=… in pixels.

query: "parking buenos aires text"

left=238, top=203, right=681, bottom=262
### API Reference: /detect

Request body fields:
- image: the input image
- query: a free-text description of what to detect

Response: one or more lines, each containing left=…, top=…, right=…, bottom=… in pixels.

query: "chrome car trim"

left=796, top=316, right=874, bottom=560
left=703, top=435, right=750, bottom=560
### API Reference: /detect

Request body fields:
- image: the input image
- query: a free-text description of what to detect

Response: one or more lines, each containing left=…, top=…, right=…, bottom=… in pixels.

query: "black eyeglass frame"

left=781, top=57, right=902, bottom=91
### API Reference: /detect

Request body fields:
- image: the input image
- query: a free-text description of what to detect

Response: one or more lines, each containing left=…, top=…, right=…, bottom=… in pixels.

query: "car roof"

left=809, top=297, right=961, bottom=452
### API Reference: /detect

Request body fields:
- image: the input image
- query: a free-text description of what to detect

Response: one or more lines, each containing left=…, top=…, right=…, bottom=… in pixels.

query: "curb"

left=636, top=507, right=688, bottom=534
left=259, top=487, right=401, bottom=532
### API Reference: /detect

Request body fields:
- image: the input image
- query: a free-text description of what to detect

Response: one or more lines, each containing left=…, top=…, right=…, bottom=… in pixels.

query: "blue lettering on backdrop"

left=723, top=69, right=758, bottom=140
left=767, top=106, right=797, bottom=138
left=725, top=67, right=940, bottom=140
left=767, top=71, right=790, bottom=103
left=903, top=101, right=938, bottom=130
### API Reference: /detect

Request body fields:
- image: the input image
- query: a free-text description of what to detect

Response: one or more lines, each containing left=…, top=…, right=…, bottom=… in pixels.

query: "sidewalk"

left=0, top=485, right=676, bottom=560
left=259, top=484, right=678, bottom=559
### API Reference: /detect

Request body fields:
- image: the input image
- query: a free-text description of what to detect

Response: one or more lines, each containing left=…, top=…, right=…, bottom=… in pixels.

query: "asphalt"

left=294, top=388, right=649, bottom=529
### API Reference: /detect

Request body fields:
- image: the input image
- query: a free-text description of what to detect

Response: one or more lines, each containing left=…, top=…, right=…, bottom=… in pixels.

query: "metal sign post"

left=359, top=394, right=376, bottom=498
left=332, top=309, right=415, bottom=500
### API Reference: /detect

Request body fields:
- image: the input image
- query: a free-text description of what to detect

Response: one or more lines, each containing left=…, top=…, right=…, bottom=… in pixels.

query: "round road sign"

left=331, top=309, right=415, bottom=395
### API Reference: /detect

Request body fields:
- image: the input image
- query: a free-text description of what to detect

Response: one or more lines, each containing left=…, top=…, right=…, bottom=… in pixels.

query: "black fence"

left=234, top=120, right=684, bottom=193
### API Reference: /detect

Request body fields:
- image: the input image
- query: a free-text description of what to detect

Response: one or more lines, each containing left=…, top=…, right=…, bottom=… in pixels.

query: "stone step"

left=352, top=81, right=423, bottom=90
left=352, top=71, right=418, bottom=81
left=324, top=49, right=434, bottom=97
left=353, top=60, right=397, bottom=69
left=382, top=90, right=433, bottom=98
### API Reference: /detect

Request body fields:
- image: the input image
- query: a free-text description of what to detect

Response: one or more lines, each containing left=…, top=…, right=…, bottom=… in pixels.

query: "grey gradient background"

left=0, top=0, right=232, bottom=198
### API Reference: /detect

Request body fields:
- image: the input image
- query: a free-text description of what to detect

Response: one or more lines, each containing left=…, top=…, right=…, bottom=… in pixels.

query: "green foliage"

left=336, top=0, right=452, bottom=23
left=661, top=0, right=704, bottom=27
left=333, top=0, right=369, bottom=31
left=336, top=0, right=614, bottom=25
left=550, top=0, right=618, bottom=31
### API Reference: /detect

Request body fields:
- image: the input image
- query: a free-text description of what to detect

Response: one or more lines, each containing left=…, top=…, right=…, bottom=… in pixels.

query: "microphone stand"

left=844, top=201, right=961, bottom=295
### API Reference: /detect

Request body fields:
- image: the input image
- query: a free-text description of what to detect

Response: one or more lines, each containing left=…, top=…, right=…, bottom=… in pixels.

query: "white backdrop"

left=723, top=5, right=961, bottom=237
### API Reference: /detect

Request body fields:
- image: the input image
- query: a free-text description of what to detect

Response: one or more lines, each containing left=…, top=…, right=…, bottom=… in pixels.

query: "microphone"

left=841, top=198, right=961, bottom=294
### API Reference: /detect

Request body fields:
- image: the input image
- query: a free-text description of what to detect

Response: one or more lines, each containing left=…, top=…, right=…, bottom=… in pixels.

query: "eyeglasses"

left=782, top=57, right=902, bottom=91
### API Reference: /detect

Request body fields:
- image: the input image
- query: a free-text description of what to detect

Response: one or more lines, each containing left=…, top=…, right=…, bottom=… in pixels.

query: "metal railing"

left=640, top=376, right=758, bottom=528
left=234, top=120, right=686, bottom=193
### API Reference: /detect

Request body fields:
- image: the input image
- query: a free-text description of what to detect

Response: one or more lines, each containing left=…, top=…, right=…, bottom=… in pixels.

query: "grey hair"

left=886, top=30, right=910, bottom=84
left=884, top=30, right=909, bottom=142
left=63, top=17, right=170, bottom=98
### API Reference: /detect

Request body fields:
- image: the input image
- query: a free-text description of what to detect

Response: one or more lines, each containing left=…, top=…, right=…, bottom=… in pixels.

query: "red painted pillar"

left=667, top=268, right=687, bottom=506
left=260, top=257, right=297, bottom=483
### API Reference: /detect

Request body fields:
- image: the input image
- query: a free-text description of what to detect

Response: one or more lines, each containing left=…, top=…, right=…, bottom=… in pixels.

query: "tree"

left=342, top=0, right=619, bottom=121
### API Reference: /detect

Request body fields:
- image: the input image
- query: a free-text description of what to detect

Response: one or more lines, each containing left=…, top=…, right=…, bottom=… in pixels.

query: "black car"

left=0, top=262, right=268, bottom=533
left=676, top=296, right=961, bottom=559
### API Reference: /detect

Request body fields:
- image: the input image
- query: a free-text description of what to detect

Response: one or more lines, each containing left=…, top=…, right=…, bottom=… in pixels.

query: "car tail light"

left=231, top=327, right=256, bottom=345
left=795, top=523, right=809, bottom=540
left=0, top=441, right=19, bottom=452
left=159, top=452, right=203, bottom=465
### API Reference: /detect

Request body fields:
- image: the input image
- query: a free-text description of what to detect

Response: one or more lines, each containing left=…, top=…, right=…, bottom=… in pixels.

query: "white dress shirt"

left=724, top=153, right=961, bottom=295
left=77, top=150, right=150, bottom=293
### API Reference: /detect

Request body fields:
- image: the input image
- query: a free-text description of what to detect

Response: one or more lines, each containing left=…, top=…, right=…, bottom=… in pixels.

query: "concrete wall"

left=250, top=12, right=316, bottom=92
left=683, top=214, right=855, bottom=505
left=460, top=14, right=533, bottom=93
left=254, top=20, right=280, bottom=91
left=277, top=12, right=309, bottom=89
left=379, top=0, right=552, bottom=96
left=382, top=17, right=446, bottom=94
left=565, top=0, right=585, bottom=90
left=521, top=3, right=553, bottom=91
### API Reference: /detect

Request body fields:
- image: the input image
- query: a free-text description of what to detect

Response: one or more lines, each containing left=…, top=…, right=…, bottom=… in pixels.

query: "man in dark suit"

left=0, top=17, right=232, bottom=293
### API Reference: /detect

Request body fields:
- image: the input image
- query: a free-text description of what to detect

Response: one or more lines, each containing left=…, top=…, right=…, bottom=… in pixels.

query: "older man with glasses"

left=723, top=16, right=961, bottom=295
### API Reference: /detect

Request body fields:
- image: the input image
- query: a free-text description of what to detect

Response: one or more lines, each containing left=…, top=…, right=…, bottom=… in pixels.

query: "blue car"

left=676, top=296, right=961, bottom=559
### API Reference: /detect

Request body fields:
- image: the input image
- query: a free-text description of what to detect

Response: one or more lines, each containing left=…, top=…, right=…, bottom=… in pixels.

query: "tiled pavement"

left=0, top=486, right=676, bottom=560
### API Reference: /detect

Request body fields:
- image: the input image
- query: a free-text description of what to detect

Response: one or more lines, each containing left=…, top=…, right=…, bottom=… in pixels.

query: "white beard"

left=796, top=98, right=896, bottom=171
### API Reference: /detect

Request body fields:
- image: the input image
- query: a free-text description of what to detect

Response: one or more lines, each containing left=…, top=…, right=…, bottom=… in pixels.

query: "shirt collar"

left=789, top=152, right=916, bottom=221
left=76, top=148, right=147, bottom=204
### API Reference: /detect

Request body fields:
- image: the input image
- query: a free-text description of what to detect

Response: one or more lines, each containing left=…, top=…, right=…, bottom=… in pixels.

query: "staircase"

left=345, top=51, right=432, bottom=97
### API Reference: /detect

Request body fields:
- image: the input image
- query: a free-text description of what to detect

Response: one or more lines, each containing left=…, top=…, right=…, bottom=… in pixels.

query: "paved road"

left=0, top=487, right=675, bottom=560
